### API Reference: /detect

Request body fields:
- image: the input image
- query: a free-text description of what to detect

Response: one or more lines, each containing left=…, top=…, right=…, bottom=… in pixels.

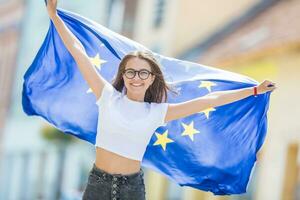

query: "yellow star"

left=181, top=121, right=200, bottom=141
left=198, top=107, right=216, bottom=119
left=198, top=81, right=217, bottom=92
left=89, top=53, right=107, bottom=70
left=86, top=88, right=93, bottom=94
left=153, top=130, right=174, bottom=151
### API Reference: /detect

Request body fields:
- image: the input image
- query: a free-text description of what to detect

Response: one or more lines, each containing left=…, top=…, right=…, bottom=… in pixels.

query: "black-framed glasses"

left=123, top=68, right=153, bottom=80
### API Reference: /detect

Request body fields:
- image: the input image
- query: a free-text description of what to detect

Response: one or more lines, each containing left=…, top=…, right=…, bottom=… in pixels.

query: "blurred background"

left=0, top=0, right=299, bottom=199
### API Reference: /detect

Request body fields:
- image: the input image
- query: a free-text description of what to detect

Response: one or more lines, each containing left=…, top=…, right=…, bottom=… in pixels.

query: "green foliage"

left=41, top=124, right=76, bottom=145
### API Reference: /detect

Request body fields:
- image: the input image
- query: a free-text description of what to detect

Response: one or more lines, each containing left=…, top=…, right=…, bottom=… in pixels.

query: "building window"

left=153, top=0, right=166, bottom=29
left=107, top=0, right=125, bottom=33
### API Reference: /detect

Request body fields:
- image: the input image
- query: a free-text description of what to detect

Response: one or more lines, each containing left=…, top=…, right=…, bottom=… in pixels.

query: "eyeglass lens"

left=124, top=69, right=150, bottom=80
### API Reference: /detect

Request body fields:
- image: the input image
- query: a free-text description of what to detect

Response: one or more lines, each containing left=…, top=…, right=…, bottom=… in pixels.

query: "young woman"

left=46, top=0, right=277, bottom=199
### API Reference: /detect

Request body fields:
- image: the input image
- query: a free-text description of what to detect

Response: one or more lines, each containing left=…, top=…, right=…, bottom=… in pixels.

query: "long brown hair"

left=112, top=50, right=178, bottom=103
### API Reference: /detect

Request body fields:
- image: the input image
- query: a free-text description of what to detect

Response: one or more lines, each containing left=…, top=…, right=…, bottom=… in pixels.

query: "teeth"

left=131, top=83, right=143, bottom=86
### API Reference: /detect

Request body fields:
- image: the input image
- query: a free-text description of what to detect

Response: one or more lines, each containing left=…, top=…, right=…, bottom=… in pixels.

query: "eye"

left=125, top=70, right=135, bottom=75
left=140, top=70, right=149, bottom=76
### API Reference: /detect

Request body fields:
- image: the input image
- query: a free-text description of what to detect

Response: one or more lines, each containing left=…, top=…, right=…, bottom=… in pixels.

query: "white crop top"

left=95, top=83, right=169, bottom=161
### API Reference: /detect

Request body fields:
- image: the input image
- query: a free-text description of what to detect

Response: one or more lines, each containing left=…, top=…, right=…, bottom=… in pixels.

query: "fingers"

left=266, top=80, right=277, bottom=91
left=260, top=79, right=277, bottom=93
left=263, top=80, right=275, bottom=87
left=45, top=0, right=57, bottom=7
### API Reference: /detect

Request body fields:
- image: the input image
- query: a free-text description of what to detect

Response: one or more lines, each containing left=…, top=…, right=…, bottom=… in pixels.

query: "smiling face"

left=112, top=50, right=170, bottom=103
left=122, top=57, right=156, bottom=99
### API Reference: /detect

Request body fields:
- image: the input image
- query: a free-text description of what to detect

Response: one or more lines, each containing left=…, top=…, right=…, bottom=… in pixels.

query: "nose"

left=133, top=72, right=142, bottom=81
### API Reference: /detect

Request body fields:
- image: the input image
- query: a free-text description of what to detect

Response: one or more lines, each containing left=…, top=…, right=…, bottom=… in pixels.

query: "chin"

left=128, top=87, right=145, bottom=93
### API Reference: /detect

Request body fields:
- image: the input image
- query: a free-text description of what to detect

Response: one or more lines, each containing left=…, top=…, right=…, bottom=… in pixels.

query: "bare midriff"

left=95, top=147, right=141, bottom=175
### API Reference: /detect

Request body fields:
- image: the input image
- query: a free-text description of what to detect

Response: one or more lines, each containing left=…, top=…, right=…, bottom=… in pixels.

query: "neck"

left=126, top=92, right=145, bottom=102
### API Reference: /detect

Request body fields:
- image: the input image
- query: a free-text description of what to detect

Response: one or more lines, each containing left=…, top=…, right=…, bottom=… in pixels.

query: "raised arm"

left=46, top=0, right=107, bottom=100
left=164, top=80, right=277, bottom=123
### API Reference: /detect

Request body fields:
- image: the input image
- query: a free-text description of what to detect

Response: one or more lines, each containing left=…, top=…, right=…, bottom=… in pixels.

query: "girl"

left=45, top=0, right=277, bottom=199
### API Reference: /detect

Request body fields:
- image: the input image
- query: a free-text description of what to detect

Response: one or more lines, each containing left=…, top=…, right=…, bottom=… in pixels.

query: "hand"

left=256, top=80, right=277, bottom=94
left=45, top=0, right=57, bottom=19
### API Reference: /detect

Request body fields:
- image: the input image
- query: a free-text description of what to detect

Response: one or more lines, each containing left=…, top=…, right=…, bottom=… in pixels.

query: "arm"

left=46, top=0, right=107, bottom=100
left=164, top=80, right=277, bottom=123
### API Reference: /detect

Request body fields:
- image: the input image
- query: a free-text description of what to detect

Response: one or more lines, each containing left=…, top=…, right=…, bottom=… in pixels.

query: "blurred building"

left=133, top=0, right=260, bottom=56
left=0, top=0, right=25, bottom=154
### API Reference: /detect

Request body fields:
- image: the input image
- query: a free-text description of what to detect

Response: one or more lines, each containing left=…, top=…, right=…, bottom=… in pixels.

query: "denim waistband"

left=91, top=163, right=143, bottom=181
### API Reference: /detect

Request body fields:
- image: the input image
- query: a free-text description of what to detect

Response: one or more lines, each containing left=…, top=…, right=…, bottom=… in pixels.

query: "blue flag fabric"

left=22, top=8, right=271, bottom=195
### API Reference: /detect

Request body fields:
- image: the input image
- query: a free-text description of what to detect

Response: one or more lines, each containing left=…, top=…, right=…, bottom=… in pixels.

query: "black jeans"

left=82, top=164, right=146, bottom=200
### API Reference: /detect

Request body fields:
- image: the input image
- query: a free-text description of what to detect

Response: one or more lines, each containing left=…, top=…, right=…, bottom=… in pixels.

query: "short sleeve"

left=153, top=102, right=169, bottom=127
left=95, top=83, right=114, bottom=106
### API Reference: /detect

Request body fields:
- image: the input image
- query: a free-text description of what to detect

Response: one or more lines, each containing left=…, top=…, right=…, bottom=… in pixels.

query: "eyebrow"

left=125, top=68, right=151, bottom=71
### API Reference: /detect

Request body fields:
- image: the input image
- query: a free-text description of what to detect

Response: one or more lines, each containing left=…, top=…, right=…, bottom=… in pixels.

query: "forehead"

left=125, top=57, right=152, bottom=71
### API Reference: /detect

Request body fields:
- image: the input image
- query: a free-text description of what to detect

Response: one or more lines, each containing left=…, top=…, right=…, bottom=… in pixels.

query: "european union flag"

left=22, top=8, right=271, bottom=195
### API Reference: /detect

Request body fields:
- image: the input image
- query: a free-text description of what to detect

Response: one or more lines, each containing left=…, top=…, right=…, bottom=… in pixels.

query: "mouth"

left=130, top=83, right=144, bottom=88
